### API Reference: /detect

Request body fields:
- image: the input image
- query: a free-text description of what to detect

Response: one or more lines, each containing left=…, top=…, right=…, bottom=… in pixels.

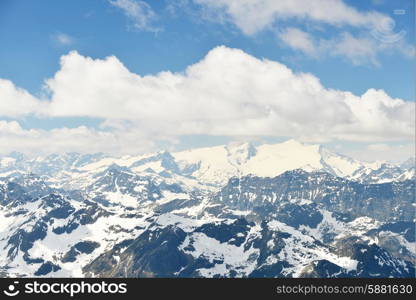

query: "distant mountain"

left=1, top=140, right=414, bottom=190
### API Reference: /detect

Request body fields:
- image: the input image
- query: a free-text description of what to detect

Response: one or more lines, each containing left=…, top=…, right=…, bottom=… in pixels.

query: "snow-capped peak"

left=1, top=140, right=413, bottom=189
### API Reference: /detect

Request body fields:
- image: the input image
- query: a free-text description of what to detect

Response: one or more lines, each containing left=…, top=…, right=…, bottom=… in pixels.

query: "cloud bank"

left=0, top=46, right=414, bottom=155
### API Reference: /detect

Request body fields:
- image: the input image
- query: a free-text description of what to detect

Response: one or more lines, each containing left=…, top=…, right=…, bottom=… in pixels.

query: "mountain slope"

left=0, top=167, right=414, bottom=278
left=0, top=141, right=414, bottom=278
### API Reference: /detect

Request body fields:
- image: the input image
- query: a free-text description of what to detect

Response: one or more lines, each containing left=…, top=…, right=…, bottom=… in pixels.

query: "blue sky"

left=0, top=0, right=414, bottom=161
left=1, top=0, right=414, bottom=100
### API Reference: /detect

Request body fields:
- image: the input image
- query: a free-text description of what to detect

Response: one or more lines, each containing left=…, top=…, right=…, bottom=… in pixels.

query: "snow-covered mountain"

left=0, top=140, right=414, bottom=278
left=1, top=140, right=413, bottom=190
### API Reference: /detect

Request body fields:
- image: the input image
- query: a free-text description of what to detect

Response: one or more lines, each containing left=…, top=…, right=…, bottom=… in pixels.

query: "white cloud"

left=344, top=143, right=415, bottom=162
left=278, top=28, right=318, bottom=57
left=109, top=0, right=160, bottom=32
left=278, top=28, right=412, bottom=65
left=53, top=33, right=74, bottom=46
left=367, top=143, right=392, bottom=152
left=0, top=79, right=45, bottom=117
left=193, top=0, right=414, bottom=64
left=0, top=47, right=414, bottom=155
left=0, top=120, right=156, bottom=156
left=193, top=0, right=388, bottom=35
left=331, top=32, right=378, bottom=65
left=278, top=29, right=379, bottom=65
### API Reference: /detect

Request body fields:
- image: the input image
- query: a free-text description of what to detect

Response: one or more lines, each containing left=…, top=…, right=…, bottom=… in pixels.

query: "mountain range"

left=0, top=140, right=414, bottom=278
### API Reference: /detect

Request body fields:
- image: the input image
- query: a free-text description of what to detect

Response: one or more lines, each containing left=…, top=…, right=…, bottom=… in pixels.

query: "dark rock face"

left=84, top=226, right=191, bottom=277
left=81, top=210, right=415, bottom=278
left=369, top=222, right=416, bottom=242
left=34, top=262, right=61, bottom=276
left=195, top=219, right=252, bottom=246
left=0, top=181, right=31, bottom=206
left=62, top=241, right=100, bottom=263
left=215, top=170, right=415, bottom=222
left=52, top=200, right=110, bottom=235
left=274, top=202, right=323, bottom=229
left=7, top=221, right=48, bottom=259
left=351, top=244, right=415, bottom=278
left=299, top=244, right=416, bottom=278
left=299, top=260, right=347, bottom=278
left=40, top=194, right=75, bottom=220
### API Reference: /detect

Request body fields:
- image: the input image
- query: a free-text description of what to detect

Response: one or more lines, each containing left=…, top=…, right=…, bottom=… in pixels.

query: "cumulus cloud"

left=44, top=47, right=415, bottom=142
left=0, top=79, right=45, bottom=117
left=0, top=47, right=414, bottom=155
left=109, top=0, right=160, bottom=32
